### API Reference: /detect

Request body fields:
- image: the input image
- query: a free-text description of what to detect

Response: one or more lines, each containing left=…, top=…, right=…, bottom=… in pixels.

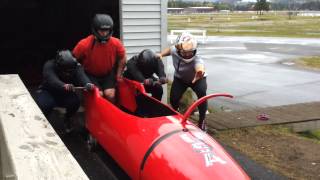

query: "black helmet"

left=92, top=14, right=113, bottom=43
left=137, top=49, right=158, bottom=69
left=55, top=50, right=77, bottom=73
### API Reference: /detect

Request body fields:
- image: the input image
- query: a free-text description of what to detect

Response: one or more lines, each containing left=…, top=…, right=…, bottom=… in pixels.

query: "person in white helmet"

left=158, top=32, right=208, bottom=131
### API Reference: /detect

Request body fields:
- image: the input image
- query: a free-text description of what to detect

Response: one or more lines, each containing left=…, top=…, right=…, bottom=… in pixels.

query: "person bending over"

left=34, top=50, right=94, bottom=133
left=124, top=49, right=168, bottom=101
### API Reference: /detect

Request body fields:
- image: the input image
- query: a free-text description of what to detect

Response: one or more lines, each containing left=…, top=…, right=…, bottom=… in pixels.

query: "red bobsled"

left=83, top=78, right=250, bottom=180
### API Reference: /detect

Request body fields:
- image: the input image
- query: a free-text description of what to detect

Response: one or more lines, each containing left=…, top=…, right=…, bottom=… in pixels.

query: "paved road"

left=166, top=36, right=320, bottom=111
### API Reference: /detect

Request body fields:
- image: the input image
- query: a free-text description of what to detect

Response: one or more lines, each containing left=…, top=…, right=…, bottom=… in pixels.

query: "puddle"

left=282, top=62, right=295, bottom=66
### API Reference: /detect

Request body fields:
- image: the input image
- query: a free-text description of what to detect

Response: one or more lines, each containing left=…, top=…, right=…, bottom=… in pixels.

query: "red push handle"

left=181, top=93, right=233, bottom=124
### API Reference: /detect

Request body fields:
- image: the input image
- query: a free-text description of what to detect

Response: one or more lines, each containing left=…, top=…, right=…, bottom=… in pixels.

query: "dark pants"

left=170, top=77, right=207, bottom=126
left=144, top=84, right=163, bottom=101
left=86, top=70, right=116, bottom=91
left=34, top=89, right=80, bottom=119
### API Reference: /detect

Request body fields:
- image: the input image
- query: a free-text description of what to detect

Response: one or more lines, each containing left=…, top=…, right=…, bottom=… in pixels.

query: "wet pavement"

left=166, top=36, right=320, bottom=111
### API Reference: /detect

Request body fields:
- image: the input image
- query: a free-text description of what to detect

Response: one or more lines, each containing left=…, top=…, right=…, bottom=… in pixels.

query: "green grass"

left=312, top=130, right=320, bottom=139
left=297, top=56, right=320, bottom=69
left=299, top=130, right=320, bottom=140
left=168, top=12, right=320, bottom=38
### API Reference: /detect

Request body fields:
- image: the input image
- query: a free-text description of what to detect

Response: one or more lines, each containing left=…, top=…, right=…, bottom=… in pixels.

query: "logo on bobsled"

left=180, top=133, right=227, bottom=167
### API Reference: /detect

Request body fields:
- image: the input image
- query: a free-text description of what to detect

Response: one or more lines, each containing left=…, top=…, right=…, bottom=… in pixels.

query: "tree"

left=255, top=0, right=270, bottom=15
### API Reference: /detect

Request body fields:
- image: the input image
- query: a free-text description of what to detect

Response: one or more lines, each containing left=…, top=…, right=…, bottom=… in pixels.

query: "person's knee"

left=39, top=99, right=55, bottom=109
left=65, top=97, right=81, bottom=110
left=35, top=95, right=55, bottom=115
left=103, top=88, right=116, bottom=103
left=103, top=88, right=115, bottom=98
left=194, top=80, right=207, bottom=98
left=197, top=89, right=207, bottom=98
left=40, top=102, right=55, bottom=116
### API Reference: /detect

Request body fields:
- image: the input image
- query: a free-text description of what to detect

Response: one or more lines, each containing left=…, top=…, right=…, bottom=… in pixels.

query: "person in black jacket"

left=124, top=49, right=168, bottom=101
left=34, top=50, right=94, bottom=133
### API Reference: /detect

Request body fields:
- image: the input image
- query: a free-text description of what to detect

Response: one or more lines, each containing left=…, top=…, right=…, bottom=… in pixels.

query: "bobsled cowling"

left=84, top=78, right=249, bottom=180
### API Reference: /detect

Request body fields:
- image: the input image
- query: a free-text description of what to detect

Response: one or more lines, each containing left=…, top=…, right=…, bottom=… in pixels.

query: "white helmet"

left=175, top=32, right=197, bottom=63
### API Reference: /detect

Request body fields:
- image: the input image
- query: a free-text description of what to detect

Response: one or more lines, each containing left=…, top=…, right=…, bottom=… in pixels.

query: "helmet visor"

left=98, top=29, right=110, bottom=37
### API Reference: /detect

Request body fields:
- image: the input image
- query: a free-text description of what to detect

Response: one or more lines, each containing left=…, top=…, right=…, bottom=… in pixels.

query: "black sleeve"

left=155, top=59, right=166, bottom=78
left=74, top=63, right=91, bottom=86
left=43, top=60, right=65, bottom=91
left=125, top=56, right=146, bottom=82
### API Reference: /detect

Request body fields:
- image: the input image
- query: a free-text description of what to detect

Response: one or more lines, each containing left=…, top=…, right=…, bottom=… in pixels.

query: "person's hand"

left=144, top=78, right=154, bottom=86
left=192, top=70, right=204, bottom=84
left=159, top=77, right=168, bottom=84
left=63, top=84, right=75, bottom=92
left=85, top=83, right=95, bottom=91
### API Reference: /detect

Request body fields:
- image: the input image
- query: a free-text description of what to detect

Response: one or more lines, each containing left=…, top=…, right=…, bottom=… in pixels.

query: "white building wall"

left=120, top=0, right=167, bottom=58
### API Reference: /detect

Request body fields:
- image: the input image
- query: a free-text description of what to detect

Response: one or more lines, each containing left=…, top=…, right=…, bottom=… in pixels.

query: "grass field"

left=300, top=130, right=320, bottom=140
left=298, top=56, right=320, bottom=68
left=168, top=11, right=320, bottom=38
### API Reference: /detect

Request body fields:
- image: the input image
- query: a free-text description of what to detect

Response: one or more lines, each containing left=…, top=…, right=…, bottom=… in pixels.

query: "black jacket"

left=41, top=60, right=91, bottom=92
left=123, top=55, right=166, bottom=82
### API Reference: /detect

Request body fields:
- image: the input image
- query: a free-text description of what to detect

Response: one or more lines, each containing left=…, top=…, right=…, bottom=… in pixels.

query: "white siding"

left=122, top=4, right=160, bottom=11
left=121, top=0, right=167, bottom=59
left=123, top=19, right=161, bottom=26
left=124, top=32, right=161, bottom=39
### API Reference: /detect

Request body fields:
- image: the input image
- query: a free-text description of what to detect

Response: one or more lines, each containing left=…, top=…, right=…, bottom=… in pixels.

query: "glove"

left=143, top=78, right=153, bottom=86
left=159, top=77, right=168, bottom=84
left=63, top=84, right=75, bottom=92
left=85, top=83, right=95, bottom=91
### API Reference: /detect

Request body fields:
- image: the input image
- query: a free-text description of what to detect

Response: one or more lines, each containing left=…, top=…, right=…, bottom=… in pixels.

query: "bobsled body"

left=84, top=79, right=249, bottom=180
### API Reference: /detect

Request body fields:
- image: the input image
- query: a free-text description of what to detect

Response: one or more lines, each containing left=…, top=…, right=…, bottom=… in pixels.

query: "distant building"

left=298, top=11, right=320, bottom=17
left=185, top=7, right=215, bottom=14
left=219, top=10, right=230, bottom=14
left=168, top=8, right=184, bottom=14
